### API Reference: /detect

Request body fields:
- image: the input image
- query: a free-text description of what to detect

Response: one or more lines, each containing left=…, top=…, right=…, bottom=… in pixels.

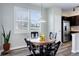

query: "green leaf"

left=2, top=25, right=5, bottom=38
left=2, top=25, right=11, bottom=43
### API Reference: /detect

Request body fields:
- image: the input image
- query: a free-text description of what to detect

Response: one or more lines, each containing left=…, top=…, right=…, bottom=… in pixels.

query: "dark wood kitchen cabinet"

left=75, top=16, right=79, bottom=25
left=62, top=16, right=69, bottom=20
left=70, top=16, right=76, bottom=26
left=62, top=16, right=79, bottom=26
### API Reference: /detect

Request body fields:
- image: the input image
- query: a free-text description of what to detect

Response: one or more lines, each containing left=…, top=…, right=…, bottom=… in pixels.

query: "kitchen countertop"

left=70, top=30, right=79, bottom=33
left=71, top=26, right=79, bottom=33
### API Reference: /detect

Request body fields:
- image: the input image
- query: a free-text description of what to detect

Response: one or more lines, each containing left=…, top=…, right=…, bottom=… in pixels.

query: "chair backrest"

left=53, top=41, right=61, bottom=56
left=49, top=32, right=57, bottom=39
left=24, top=38, right=31, bottom=51
left=24, top=38, right=39, bottom=55
left=30, top=42, right=37, bottom=55
left=24, top=38, right=30, bottom=46
left=31, top=32, right=39, bottom=38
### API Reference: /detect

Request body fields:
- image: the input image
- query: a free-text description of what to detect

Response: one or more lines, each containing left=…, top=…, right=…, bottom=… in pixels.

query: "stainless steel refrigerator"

left=63, top=21, right=70, bottom=42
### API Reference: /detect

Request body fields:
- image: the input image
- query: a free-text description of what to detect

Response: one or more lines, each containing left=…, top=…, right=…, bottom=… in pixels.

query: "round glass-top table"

left=27, top=38, right=56, bottom=55
left=27, top=38, right=55, bottom=45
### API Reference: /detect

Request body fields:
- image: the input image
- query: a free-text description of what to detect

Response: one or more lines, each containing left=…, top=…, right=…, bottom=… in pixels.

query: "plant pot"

left=3, top=43, right=10, bottom=51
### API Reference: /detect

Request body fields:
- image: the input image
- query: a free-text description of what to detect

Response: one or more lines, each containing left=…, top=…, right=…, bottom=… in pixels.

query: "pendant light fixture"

left=73, top=6, right=79, bottom=11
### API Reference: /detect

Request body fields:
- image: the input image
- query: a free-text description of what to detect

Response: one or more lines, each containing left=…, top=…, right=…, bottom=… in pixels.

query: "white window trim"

left=14, top=6, right=41, bottom=34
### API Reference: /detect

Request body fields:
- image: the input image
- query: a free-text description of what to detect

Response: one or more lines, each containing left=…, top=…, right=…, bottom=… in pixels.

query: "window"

left=14, top=7, right=29, bottom=33
left=14, top=7, right=41, bottom=33
left=30, top=9, right=41, bottom=31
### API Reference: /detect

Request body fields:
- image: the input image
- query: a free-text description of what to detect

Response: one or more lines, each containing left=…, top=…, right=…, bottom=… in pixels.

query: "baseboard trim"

left=72, top=50, right=76, bottom=53
left=76, top=50, right=79, bottom=53
left=10, top=45, right=27, bottom=51
left=71, top=50, right=79, bottom=53
left=0, top=50, right=3, bottom=55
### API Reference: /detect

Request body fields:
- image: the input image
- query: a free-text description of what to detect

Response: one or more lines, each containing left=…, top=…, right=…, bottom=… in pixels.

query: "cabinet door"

left=70, top=16, right=76, bottom=26
left=72, top=16, right=75, bottom=26
left=76, top=16, right=79, bottom=25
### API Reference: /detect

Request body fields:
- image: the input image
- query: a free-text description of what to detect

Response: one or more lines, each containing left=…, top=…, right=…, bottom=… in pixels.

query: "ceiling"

left=31, top=3, right=79, bottom=11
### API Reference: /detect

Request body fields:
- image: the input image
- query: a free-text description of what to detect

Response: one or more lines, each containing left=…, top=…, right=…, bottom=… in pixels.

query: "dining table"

left=28, top=38, right=55, bottom=45
left=27, top=37, right=56, bottom=55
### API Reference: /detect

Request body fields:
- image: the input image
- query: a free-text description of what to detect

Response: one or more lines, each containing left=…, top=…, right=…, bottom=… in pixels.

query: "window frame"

left=14, top=6, right=41, bottom=34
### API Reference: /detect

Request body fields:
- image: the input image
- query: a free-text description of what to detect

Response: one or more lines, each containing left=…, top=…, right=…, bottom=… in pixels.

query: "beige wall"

left=62, top=9, right=79, bottom=17
left=62, top=10, right=72, bottom=17
left=0, top=5, right=2, bottom=53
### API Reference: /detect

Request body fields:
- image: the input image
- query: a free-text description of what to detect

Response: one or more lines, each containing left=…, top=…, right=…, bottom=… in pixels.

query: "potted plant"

left=2, top=25, right=11, bottom=52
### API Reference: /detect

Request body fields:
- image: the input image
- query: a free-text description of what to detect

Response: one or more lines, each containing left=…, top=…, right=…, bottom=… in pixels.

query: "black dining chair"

left=24, top=38, right=41, bottom=56
left=24, top=38, right=31, bottom=51
left=24, top=38, right=37, bottom=56
left=31, top=32, right=39, bottom=38
left=30, top=42, right=41, bottom=56
left=45, top=41, right=61, bottom=56
left=49, top=32, right=57, bottom=40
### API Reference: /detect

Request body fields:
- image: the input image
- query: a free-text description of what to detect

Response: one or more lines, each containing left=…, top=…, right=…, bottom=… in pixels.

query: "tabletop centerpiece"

left=40, top=33, right=45, bottom=42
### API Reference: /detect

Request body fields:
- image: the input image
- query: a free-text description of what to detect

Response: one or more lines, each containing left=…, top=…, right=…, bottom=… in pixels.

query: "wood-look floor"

left=2, top=41, right=78, bottom=56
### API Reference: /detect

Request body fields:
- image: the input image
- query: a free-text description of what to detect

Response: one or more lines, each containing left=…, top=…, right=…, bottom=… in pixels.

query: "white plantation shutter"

left=14, top=7, right=41, bottom=33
